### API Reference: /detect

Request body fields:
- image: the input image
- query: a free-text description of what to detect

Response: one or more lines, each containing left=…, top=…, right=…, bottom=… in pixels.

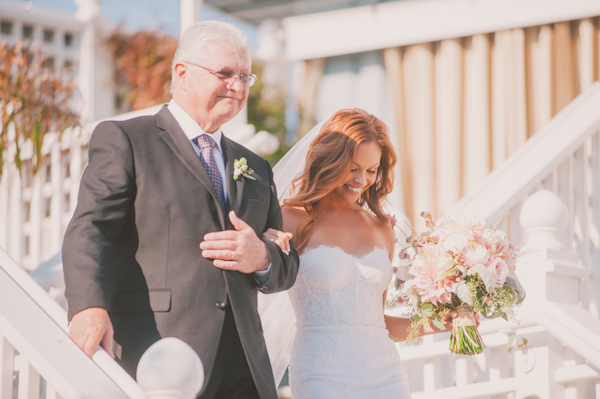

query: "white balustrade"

left=401, top=189, right=600, bottom=398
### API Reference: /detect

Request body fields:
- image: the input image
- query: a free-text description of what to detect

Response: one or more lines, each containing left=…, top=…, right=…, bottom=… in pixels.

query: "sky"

left=3, top=0, right=258, bottom=48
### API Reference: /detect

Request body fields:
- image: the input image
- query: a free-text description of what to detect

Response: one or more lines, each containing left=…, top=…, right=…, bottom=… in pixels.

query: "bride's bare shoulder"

left=282, top=205, right=307, bottom=218
left=281, top=206, right=308, bottom=235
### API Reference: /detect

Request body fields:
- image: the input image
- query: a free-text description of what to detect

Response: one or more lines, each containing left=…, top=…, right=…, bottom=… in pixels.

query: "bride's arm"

left=383, top=289, right=456, bottom=341
left=383, top=309, right=451, bottom=341
left=261, top=206, right=304, bottom=254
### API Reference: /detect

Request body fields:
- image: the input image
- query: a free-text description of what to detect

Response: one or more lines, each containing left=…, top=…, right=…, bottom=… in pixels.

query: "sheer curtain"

left=383, top=17, right=600, bottom=229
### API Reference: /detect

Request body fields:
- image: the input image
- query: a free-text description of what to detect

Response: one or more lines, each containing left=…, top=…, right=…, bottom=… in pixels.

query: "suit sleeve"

left=62, top=121, right=136, bottom=320
left=255, top=159, right=299, bottom=294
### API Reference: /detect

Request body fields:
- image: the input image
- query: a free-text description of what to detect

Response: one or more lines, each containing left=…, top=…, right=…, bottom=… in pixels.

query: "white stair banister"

left=0, top=246, right=145, bottom=398
left=515, top=190, right=600, bottom=398
left=137, top=337, right=204, bottom=399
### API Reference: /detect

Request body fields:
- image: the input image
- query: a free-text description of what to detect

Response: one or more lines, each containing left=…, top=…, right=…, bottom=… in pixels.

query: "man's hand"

left=200, top=211, right=271, bottom=273
left=69, top=307, right=114, bottom=358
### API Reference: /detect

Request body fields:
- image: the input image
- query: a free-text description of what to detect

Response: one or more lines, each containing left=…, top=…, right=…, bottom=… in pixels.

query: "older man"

left=62, top=21, right=299, bottom=399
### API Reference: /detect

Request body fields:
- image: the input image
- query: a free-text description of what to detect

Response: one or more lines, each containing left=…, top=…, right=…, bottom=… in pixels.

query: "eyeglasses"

left=185, top=61, right=257, bottom=87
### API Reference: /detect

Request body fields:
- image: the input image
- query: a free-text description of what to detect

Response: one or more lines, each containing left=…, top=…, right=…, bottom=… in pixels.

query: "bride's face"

left=335, top=140, right=382, bottom=203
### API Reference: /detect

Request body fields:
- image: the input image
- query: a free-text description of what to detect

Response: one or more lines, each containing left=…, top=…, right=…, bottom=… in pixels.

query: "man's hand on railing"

left=69, top=307, right=114, bottom=358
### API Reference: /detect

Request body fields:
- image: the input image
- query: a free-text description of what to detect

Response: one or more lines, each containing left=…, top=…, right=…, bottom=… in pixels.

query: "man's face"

left=175, top=43, right=250, bottom=132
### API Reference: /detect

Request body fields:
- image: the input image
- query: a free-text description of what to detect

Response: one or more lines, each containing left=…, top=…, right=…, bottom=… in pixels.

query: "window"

left=43, top=29, right=54, bottom=43
left=24, top=236, right=30, bottom=256
left=64, top=159, right=71, bottom=178
left=42, top=56, right=55, bottom=69
left=0, top=20, right=13, bottom=35
left=64, top=32, right=73, bottom=47
left=23, top=25, right=33, bottom=38
left=24, top=201, right=31, bottom=222
left=44, top=197, right=51, bottom=218
left=64, top=192, right=71, bottom=210
left=45, top=163, right=52, bottom=183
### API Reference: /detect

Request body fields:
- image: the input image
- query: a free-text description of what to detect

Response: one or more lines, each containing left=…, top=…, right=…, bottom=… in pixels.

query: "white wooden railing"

left=0, top=244, right=205, bottom=399
left=397, top=82, right=600, bottom=398
left=0, top=244, right=144, bottom=398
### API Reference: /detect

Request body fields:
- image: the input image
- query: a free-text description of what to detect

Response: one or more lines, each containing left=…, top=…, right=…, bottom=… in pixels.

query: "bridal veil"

left=258, top=117, right=328, bottom=385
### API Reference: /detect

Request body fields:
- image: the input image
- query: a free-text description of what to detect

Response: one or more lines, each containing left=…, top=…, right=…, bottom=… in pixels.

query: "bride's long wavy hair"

left=284, top=108, right=397, bottom=251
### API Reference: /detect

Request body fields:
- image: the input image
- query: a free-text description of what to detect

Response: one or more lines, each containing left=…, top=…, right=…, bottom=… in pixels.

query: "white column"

left=180, top=0, right=203, bottom=35
left=49, top=138, right=63, bottom=258
left=75, top=0, right=101, bottom=125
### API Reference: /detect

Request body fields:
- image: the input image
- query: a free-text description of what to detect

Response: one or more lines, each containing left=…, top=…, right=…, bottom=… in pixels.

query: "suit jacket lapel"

left=155, top=105, right=225, bottom=228
left=221, top=135, right=245, bottom=217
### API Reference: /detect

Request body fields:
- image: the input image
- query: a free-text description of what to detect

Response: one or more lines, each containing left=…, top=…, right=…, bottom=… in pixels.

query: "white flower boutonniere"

left=233, top=157, right=256, bottom=180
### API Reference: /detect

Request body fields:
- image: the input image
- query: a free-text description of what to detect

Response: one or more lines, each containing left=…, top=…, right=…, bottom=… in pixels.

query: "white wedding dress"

left=287, top=245, right=412, bottom=399
left=257, top=114, right=412, bottom=397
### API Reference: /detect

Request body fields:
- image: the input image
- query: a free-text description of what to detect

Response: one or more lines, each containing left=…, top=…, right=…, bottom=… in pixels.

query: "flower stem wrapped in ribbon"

left=449, top=306, right=485, bottom=355
left=389, top=212, right=526, bottom=356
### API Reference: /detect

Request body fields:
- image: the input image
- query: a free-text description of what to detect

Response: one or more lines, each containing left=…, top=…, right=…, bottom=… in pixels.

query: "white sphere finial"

left=520, top=190, right=569, bottom=250
left=137, top=337, right=204, bottom=399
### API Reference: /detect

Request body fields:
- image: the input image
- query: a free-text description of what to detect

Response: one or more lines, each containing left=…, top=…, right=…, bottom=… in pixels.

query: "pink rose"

left=486, top=257, right=509, bottom=288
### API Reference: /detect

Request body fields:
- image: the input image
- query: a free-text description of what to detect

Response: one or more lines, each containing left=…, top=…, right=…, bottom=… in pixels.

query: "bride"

left=262, top=109, right=452, bottom=398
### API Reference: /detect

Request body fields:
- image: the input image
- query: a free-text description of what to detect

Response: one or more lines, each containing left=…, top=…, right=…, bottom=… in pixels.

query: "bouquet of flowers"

left=390, top=212, right=526, bottom=355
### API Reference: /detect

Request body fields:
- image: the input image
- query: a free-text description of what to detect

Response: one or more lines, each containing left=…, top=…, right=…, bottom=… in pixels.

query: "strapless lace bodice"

left=288, top=245, right=412, bottom=399
left=288, top=246, right=391, bottom=330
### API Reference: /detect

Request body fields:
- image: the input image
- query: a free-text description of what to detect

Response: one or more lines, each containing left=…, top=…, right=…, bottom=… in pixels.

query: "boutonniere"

left=233, top=157, right=256, bottom=180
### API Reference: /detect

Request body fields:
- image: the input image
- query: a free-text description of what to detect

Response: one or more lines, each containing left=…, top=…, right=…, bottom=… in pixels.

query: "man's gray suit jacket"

left=62, top=105, right=299, bottom=399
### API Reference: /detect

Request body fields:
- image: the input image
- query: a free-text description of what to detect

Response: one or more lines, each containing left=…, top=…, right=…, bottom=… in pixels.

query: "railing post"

left=0, top=335, right=14, bottom=399
left=515, top=190, right=588, bottom=399
left=137, top=337, right=204, bottom=399
left=519, top=190, right=587, bottom=305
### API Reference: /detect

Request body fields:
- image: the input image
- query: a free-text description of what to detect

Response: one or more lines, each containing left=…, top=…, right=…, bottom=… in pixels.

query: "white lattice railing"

left=396, top=82, right=600, bottom=398
left=0, top=125, right=89, bottom=273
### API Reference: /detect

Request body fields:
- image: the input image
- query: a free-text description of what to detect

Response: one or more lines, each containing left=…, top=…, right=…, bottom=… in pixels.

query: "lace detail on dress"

left=288, top=246, right=412, bottom=399
left=289, top=246, right=390, bottom=329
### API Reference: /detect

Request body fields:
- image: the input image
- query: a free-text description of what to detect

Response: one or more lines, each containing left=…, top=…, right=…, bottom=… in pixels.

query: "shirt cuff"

left=254, top=263, right=272, bottom=284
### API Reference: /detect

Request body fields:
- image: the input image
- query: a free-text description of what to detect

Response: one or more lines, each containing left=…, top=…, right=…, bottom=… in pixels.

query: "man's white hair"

left=170, top=20, right=251, bottom=93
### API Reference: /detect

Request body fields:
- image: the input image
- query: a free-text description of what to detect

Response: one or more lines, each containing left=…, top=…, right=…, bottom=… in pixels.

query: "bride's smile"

left=333, top=140, right=381, bottom=203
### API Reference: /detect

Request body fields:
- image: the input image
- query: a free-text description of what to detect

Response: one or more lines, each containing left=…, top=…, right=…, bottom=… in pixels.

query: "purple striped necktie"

left=194, top=134, right=226, bottom=217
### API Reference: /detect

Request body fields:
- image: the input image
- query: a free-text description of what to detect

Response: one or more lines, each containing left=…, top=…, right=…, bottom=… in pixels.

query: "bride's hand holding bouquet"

left=390, top=212, right=526, bottom=355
